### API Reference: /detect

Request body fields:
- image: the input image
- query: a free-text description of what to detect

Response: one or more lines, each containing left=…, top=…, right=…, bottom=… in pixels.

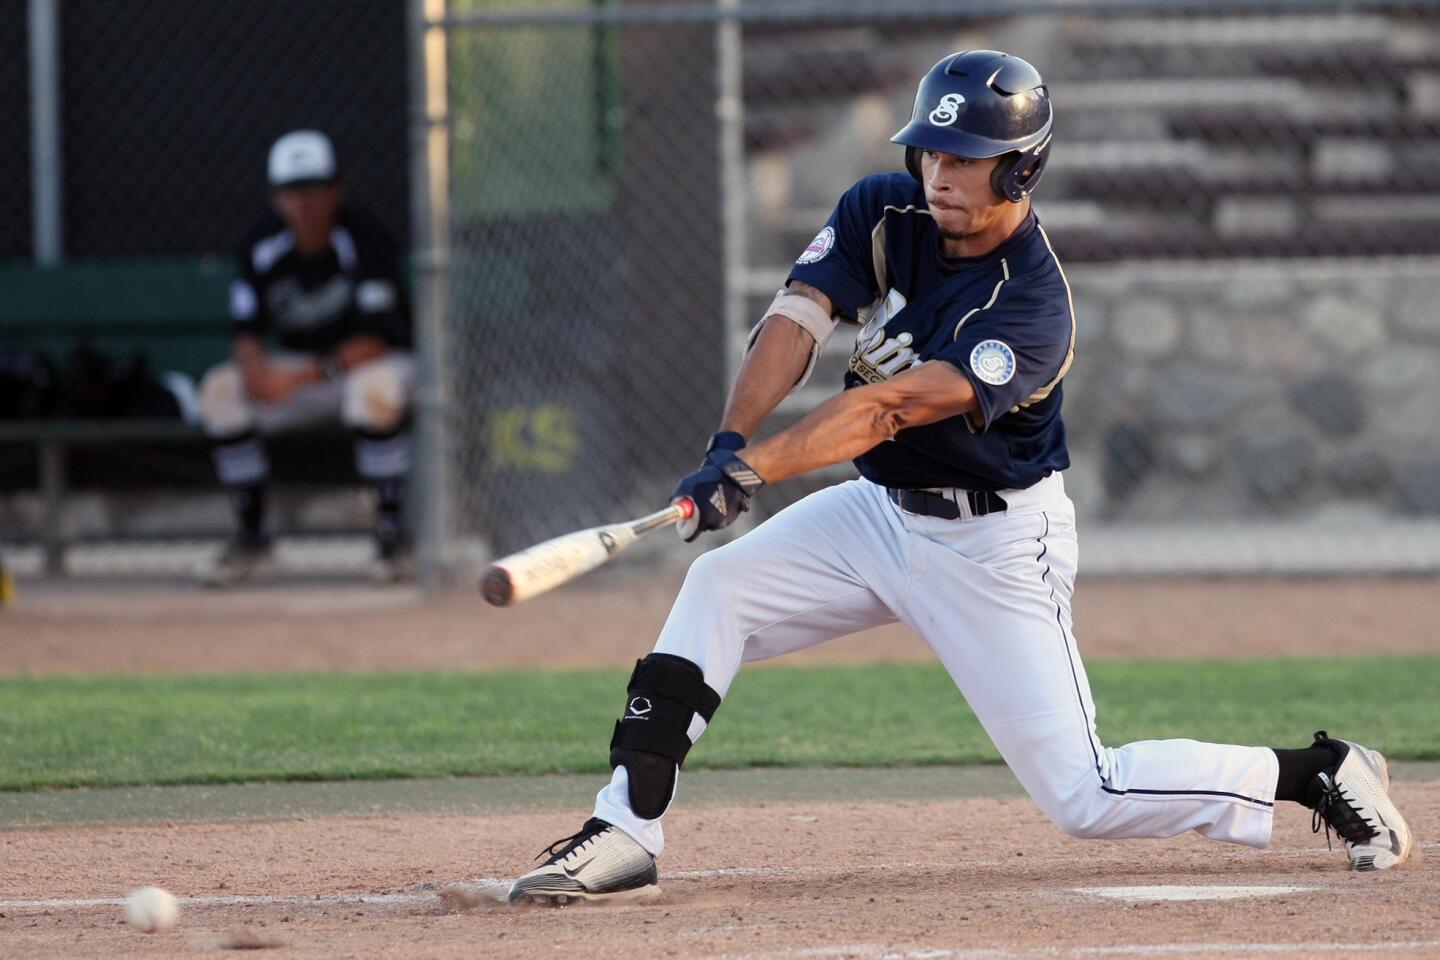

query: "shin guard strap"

left=627, top=653, right=722, bottom=723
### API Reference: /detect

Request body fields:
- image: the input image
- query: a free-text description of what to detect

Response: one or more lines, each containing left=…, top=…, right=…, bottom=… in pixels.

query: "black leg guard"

left=609, top=653, right=722, bottom=820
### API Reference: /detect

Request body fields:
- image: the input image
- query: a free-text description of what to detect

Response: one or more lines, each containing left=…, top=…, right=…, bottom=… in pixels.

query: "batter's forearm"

left=740, top=360, right=981, bottom=485
left=739, top=388, right=893, bottom=484
left=718, top=317, right=814, bottom=439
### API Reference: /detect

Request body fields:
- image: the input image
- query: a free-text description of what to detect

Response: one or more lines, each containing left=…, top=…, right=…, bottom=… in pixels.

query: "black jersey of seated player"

left=787, top=173, right=1075, bottom=493
left=230, top=207, right=411, bottom=355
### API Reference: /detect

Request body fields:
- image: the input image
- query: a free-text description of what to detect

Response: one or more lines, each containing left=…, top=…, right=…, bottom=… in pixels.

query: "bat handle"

left=630, top=497, right=695, bottom=536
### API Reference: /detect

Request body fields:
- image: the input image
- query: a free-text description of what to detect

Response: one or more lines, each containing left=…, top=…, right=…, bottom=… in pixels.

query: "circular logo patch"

left=969, top=339, right=1016, bottom=386
left=796, top=226, right=835, bottom=265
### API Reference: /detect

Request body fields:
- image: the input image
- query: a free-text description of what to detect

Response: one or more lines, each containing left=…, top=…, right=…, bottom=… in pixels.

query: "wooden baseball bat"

left=480, top=497, right=697, bottom=607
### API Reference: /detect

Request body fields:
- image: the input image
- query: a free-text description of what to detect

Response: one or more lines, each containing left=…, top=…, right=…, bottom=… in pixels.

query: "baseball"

left=124, top=886, right=179, bottom=933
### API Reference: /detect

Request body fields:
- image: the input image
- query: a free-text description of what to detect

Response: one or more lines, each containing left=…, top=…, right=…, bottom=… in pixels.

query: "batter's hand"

left=672, top=449, right=765, bottom=542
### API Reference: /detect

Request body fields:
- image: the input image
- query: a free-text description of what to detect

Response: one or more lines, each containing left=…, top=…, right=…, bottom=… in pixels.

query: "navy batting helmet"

left=891, top=50, right=1053, bottom=203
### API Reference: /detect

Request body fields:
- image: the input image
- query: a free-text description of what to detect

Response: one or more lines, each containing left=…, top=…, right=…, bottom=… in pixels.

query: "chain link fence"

left=3, top=0, right=1440, bottom=575
left=1, top=0, right=412, bottom=576
left=444, top=0, right=1440, bottom=572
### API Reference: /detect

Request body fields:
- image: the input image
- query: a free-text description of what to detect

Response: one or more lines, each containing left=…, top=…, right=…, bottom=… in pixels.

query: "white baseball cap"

left=267, top=130, right=337, bottom=187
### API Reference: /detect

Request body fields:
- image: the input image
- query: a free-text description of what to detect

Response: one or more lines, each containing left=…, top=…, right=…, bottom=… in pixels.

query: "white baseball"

left=125, top=886, right=179, bottom=933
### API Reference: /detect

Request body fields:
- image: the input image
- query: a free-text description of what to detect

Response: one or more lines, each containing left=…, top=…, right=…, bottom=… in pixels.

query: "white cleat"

left=508, top=818, right=661, bottom=905
left=1310, top=731, right=1414, bottom=871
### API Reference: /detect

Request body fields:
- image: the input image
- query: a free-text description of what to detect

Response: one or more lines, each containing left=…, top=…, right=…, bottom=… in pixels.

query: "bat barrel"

left=480, top=565, right=514, bottom=606
left=479, top=499, right=695, bottom=607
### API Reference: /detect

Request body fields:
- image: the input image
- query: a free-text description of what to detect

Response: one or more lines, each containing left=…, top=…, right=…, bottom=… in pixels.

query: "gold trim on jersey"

left=855, top=204, right=932, bottom=329
left=947, top=257, right=1011, bottom=433
left=1019, top=225, right=1077, bottom=410
left=950, top=257, right=1011, bottom=341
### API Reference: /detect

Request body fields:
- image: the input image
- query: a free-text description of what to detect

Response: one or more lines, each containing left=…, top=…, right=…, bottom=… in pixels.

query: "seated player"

left=196, top=130, right=414, bottom=586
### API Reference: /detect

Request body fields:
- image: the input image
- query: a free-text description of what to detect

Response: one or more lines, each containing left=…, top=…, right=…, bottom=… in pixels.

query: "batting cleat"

left=507, top=818, right=660, bottom=905
left=197, top=533, right=274, bottom=588
left=1310, top=731, right=1413, bottom=871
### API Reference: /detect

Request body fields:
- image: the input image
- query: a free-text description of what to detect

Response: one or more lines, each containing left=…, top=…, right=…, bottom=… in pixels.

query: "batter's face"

left=920, top=150, right=1026, bottom=258
left=271, top=182, right=344, bottom=257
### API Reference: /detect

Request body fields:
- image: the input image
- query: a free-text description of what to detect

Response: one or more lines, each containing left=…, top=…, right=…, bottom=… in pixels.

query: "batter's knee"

left=1035, top=784, right=1118, bottom=840
left=341, top=355, right=413, bottom=433
left=198, top=363, right=253, bottom=437
left=685, top=536, right=765, bottom=589
left=1050, top=810, right=1111, bottom=840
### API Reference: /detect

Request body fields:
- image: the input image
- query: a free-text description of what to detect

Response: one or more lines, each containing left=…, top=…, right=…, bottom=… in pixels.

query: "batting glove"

left=672, top=449, right=765, bottom=542
left=704, top=431, right=747, bottom=460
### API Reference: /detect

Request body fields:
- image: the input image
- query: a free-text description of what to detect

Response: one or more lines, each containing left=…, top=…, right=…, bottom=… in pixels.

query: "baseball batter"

left=508, top=51, right=1413, bottom=904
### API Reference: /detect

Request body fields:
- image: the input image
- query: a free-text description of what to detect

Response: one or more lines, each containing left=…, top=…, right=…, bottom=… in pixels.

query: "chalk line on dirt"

left=3, top=841, right=1433, bottom=913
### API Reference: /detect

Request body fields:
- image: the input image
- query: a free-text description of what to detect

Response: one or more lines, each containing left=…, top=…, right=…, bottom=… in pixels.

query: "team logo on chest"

left=969, top=339, right=1016, bottom=386
left=850, top=288, right=922, bottom=384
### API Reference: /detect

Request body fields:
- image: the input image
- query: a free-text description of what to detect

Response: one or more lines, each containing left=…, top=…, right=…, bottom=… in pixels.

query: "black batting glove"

left=672, top=449, right=765, bottom=542
left=704, top=431, right=747, bottom=461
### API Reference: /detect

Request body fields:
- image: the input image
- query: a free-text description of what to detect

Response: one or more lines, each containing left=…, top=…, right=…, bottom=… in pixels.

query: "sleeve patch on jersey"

left=969, top=339, right=1016, bottom=386
left=795, top=226, right=835, bottom=265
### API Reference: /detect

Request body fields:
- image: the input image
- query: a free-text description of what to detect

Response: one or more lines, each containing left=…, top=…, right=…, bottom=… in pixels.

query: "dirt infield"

left=2, top=785, right=1437, bottom=959
left=4, top=576, right=1437, bottom=958
left=4, top=575, right=1439, bottom=675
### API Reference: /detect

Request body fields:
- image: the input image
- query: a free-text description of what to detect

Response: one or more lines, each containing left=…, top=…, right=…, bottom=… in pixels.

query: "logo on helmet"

left=928, top=93, right=966, bottom=127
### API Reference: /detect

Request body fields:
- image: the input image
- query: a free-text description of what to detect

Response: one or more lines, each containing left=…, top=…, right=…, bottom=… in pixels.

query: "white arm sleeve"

left=746, top=289, right=840, bottom=390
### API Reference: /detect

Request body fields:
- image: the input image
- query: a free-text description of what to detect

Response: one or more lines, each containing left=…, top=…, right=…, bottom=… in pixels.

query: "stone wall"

left=1061, top=258, right=1440, bottom=523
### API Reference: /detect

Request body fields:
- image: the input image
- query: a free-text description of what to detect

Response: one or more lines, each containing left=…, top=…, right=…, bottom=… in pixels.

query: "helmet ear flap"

left=904, top=145, right=923, bottom=183
left=990, top=146, right=1049, bottom=203
left=989, top=152, right=1018, bottom=200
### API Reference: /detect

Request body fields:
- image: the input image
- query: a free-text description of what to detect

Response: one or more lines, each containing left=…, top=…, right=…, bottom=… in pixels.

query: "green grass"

left=2, top=657, right=1438, bottom=791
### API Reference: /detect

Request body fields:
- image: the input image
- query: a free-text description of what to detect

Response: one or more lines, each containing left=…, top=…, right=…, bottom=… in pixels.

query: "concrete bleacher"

left=744, top=8, right=1440, bottom=265
left=1041, top=10, right=1440, bottom=262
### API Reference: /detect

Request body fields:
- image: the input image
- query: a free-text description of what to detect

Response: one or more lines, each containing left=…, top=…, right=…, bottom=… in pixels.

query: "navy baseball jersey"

left=230, top=206, right=411, bottom=355
left=787, top=173, right=1076, bottom=492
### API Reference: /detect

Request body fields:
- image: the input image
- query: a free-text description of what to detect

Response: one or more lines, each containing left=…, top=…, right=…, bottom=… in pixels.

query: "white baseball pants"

left=198, top=352, right=415, bottom=485
left=198, top=352, right=415, bottom=438
left=595, top=474, right=1279, bottom=856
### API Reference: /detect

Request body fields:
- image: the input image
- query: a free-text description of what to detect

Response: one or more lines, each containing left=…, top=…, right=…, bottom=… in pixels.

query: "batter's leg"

left=594, top=479, right=908, bottom=856
left=896, top=494, right=1280, bottom=848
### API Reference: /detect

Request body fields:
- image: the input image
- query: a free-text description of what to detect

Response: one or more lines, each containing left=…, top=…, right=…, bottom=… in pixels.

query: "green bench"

left=0, top=259, right=233, bottom=574
left=0, top=258, right=235, bottom=377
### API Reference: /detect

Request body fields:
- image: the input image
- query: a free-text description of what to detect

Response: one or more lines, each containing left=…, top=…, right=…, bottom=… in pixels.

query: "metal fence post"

left=718, top=0, right=746, bottom=377
left=407, top=0, right=453, bottom=588
left=29, top=0, right=63, bottom=264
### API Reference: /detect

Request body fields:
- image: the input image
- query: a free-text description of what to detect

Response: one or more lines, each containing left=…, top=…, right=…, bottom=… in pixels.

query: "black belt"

left=887, top=486, right=1008, bottom=520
